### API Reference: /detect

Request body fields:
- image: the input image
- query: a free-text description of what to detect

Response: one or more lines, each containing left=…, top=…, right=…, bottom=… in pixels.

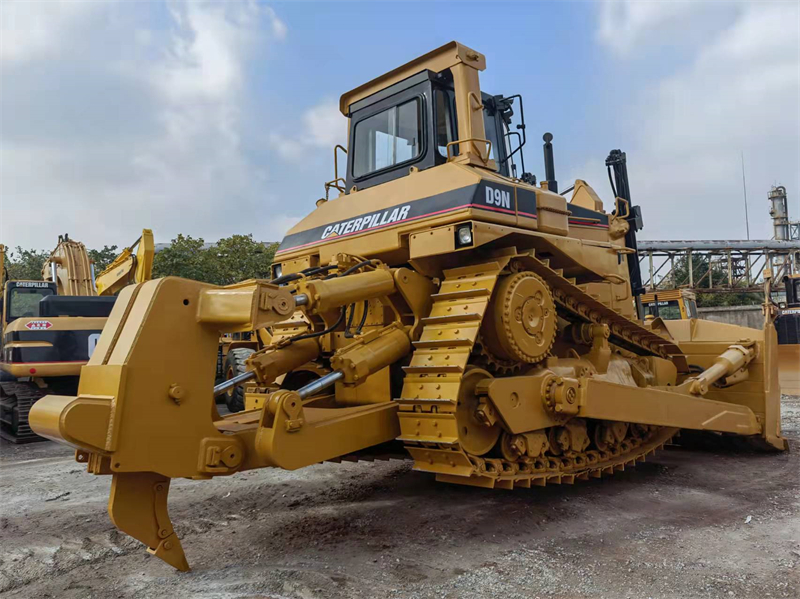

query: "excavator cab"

left=2, top=281, right=57, bottom=324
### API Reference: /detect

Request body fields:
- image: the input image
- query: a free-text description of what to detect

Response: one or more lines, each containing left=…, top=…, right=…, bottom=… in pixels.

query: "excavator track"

left=396, top=257, right=678, bottom=489
left=0, top=381, right=46, bottom=443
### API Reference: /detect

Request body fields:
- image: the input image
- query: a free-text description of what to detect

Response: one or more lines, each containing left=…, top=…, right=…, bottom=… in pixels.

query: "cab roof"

left=338, top=41, right=485, bottom=116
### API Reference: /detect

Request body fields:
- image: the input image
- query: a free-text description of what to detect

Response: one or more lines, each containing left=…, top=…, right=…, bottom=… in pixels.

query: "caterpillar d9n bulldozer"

left=29, top=42, right=787, bottom=572
left=0, top=230, right=153, bottom=442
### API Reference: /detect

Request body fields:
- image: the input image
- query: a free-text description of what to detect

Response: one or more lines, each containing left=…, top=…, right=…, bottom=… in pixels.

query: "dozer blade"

left=109, top=472, right=190, bottom=572
left=661, top=317, right=787, bottom=451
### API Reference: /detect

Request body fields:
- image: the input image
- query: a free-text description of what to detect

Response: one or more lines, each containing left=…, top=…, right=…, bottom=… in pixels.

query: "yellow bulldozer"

left=30, top=42, right=787, bottom=572
left=0, top=231, right=153, bottom=441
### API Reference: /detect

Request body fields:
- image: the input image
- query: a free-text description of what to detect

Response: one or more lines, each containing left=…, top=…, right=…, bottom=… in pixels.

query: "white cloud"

left=595, top=2, right=800, bottom=240
left=0, top=0, right=98, bottom=63
left=595, top=0, right=738, bottom=56
left=269, top=132, right=306, bottom=161
left=304, top=100, right=346, bottom=148
left=271, top=99, right=347, bottom=163
left=152, top=1, right=260, bottom=102
left=264, top=6, right=287, bottom=41
left=0, top=1, right=297, bottom=249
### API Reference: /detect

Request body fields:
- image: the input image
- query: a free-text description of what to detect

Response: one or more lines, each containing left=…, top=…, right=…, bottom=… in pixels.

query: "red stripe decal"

left=276, top=204, right=608, bottom=255
left=277, top=203, right=513, bottom=254
left=0, top=360, right=87, bottom=365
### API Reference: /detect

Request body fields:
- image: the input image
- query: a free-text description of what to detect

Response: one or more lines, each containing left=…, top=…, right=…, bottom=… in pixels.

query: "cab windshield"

left=353, top=99, right=421, bottom=178
left=643, top=300, right=682, bottom=320
left=7, top=287, right=54, bottom=320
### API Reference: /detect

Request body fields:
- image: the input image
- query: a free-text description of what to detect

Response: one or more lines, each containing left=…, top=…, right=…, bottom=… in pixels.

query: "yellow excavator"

left=0, top=231, right=153, bottom=442
left=30, top=42, right=787, bottom=572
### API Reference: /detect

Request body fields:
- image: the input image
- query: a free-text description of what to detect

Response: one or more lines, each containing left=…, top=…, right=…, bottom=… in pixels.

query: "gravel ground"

left=1, top=396, right=798, bottom=599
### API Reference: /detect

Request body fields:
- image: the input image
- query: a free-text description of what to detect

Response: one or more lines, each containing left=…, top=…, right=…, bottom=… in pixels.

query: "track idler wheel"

left=483, top=272, right=556, bottom=365
left=455, top=368, right=500, bottom=456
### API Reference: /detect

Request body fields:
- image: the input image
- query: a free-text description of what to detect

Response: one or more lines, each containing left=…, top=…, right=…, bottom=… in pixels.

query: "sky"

left=1, top=0, right=798, bottom=251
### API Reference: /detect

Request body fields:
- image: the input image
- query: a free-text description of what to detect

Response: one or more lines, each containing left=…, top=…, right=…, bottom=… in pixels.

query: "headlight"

left=272, top=264, right=283, bottom=279
left=456, top=224, right=473, bottom=247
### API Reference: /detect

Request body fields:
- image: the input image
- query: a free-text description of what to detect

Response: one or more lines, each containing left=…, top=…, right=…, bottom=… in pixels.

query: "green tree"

left=211, top=235, right=277, bottom=285
left=6, top=247, right=50, bottom=281
left=88, top=245, right=120, bottom=273
left=152, top=234, right=215, bottom=282
left=669, top=254, right=761, bottom=308
left=696, top=290, right=762, bottom=308
left=152, top=234, right=277, bottom=285
left=5, top=235, right=277, bottom=287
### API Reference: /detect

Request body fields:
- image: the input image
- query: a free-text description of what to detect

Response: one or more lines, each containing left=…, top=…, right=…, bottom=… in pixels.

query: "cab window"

left=644, top=300, right=682, bottom=320
left=483, top=107, right=500, bottom=163
left=435, top=89, right=456, bottom=158
left=7, top=287, right=54, bottom=320
left=433, top=88, right=506, bottom=172
left=353, top=98, right=421, bottom=179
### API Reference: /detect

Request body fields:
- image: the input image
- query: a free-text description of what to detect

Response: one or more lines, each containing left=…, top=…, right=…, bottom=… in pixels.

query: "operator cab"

left=782, top=275, right=800, bottom=308
left=344, top=68, right=521, bottom=192
left=1, top=281, right=57, bottom=325
left=1, top=279, right=116, bottom=330
left=640, top=291, right=698, bottom=321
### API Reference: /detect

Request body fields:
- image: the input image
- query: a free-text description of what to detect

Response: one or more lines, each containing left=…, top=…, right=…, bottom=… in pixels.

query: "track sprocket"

left=482, top=271, right=556, bottom=365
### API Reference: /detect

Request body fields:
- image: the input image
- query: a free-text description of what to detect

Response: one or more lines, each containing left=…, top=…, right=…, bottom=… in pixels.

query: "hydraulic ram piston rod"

left=297, top=370, right=343, bottom=399
left=214, top=371, right=256, bottom=396
left=212, top=295, right=310, bottom=397
left=213, top=369, right=342, bottom=399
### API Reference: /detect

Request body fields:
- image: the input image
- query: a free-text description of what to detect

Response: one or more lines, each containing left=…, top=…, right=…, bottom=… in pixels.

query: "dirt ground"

left=1, top=397, right=798, bottom=599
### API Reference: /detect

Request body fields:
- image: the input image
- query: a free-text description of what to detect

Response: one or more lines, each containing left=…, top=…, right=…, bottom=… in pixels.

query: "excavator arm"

left=95, top=229, right=154, bottom=296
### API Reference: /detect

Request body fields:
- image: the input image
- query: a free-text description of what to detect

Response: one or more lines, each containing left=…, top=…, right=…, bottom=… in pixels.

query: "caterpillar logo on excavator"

left=29, top=41, right=788, bottom=573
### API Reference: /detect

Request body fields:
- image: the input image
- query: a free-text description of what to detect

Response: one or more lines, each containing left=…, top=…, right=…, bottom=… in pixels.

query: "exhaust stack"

left=542, top=132, right=558, bottom=194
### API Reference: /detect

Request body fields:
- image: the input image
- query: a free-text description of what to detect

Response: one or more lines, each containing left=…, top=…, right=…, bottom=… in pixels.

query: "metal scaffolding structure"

left=637, top=240, right=800, bottom=293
